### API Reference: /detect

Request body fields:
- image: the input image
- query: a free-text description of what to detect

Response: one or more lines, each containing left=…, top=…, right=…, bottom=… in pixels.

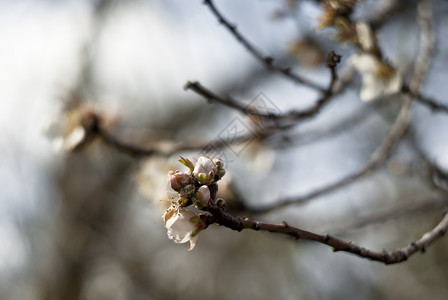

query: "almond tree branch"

left=204, top=198, right=448, bottom=264
left=203, top=0, right=325, bottom=92
left=400, top=0, right=445, bottom=113
left=91, top=115, right=255, bottom=158
left=185, top=51, right=341, bottom=127
left=87, top=49, right=342, bottom=159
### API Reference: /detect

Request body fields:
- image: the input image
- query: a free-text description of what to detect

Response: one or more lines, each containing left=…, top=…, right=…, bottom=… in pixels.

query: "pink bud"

left=169, top=171, right=193, bottom=191
left=194, top=185, right=211, bottom=207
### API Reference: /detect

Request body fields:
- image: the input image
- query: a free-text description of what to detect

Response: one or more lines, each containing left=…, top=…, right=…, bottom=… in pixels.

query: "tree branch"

left=91, top=115, right=255, bottom=158
left=205, top=199, right=448, bottom=264
left=203, top=0, right=325, bottom=92
left=185, top=51, right=341, bottom=127
left=402, top=85, right=448, bottom=113
left=251, top=96, right=412, bottom=213
left=400, top=0, right=445, bottom=113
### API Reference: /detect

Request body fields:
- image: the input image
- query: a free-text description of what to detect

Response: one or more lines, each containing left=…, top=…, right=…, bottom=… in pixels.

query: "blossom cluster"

left=163, top=156, right=226, bottom=250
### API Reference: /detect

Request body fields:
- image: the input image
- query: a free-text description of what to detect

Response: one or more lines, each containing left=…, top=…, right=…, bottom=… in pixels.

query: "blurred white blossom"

left=356, top=22, right=374, bottom=51
left=350, top=53, right=402, bottom=102
left=44, top=107, right=96, bottom=151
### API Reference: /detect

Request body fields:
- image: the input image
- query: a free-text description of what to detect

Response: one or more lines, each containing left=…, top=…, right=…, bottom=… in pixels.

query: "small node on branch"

left=292, top=233, right=300, bottom=240
left=265, top=56, right=274, bottom=65
left=216, top=198, right=227, bottom=210
left=183, top=81, right=196, bottom=91
left=326, top=50, right=342, bottom=69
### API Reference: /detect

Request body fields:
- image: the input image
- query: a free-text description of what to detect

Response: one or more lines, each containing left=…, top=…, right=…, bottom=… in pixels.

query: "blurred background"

left=1, top=0, right=448, bottom=299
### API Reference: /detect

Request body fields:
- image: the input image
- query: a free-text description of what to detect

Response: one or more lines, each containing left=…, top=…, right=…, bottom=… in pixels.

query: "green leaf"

left=179, top=156, right=195, bottom=171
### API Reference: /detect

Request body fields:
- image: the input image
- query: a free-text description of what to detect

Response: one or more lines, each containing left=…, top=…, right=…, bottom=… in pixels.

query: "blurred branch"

left=203, top=0, right=325, bottom=92
left=185, top=51, right=341, bottom=126
left=330, top=197, right=447, bottom=236
left=251, top=96, right=412, bottom=213
left=400, top=1, right=446, bottom=113
left=93, top=115, right=254, bottom=158
left=409, top=0, right=434, bottom=91
left=269, top=106, right=373, bottom=149
left=402, top=86, right=448, bottom=113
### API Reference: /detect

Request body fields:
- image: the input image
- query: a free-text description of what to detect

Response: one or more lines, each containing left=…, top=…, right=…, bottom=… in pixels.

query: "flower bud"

left=213, top=158, right=227, bottom=180
left=213, top=158, right=224, bottom=170
left=193, top=156, right=216, bottom=185
left=179, top=184, right=195, bottom=198
left=169, top=171, right=193, bottom=191
left=216, top=198, right=227, bottom=209
left=217, top=168, right=226, bottom=180
left=194, top=185, right=211, bottom=208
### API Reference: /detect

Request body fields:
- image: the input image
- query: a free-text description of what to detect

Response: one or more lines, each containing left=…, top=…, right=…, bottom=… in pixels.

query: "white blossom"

left=356, top=22, right=374, bottom=51
left=350, top=53, right=402, bottom=102
left=193, top=156, right=216, bottom=185
left=163, top=208, right=204, bottom=250
left=44, top=115, right=86, bottom=152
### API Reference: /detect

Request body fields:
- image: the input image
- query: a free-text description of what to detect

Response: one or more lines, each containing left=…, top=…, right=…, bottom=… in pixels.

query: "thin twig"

left=185, top=51, right=341, bottom=127
left=269, top=106, right=373, bottom=149
left=184, top=81, right=271, bottom=118
left=92, top=116, right=255, bottom=158
left=203, top=0, right=325, bottom=92
left=402, top=85, right=448, bottom=113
